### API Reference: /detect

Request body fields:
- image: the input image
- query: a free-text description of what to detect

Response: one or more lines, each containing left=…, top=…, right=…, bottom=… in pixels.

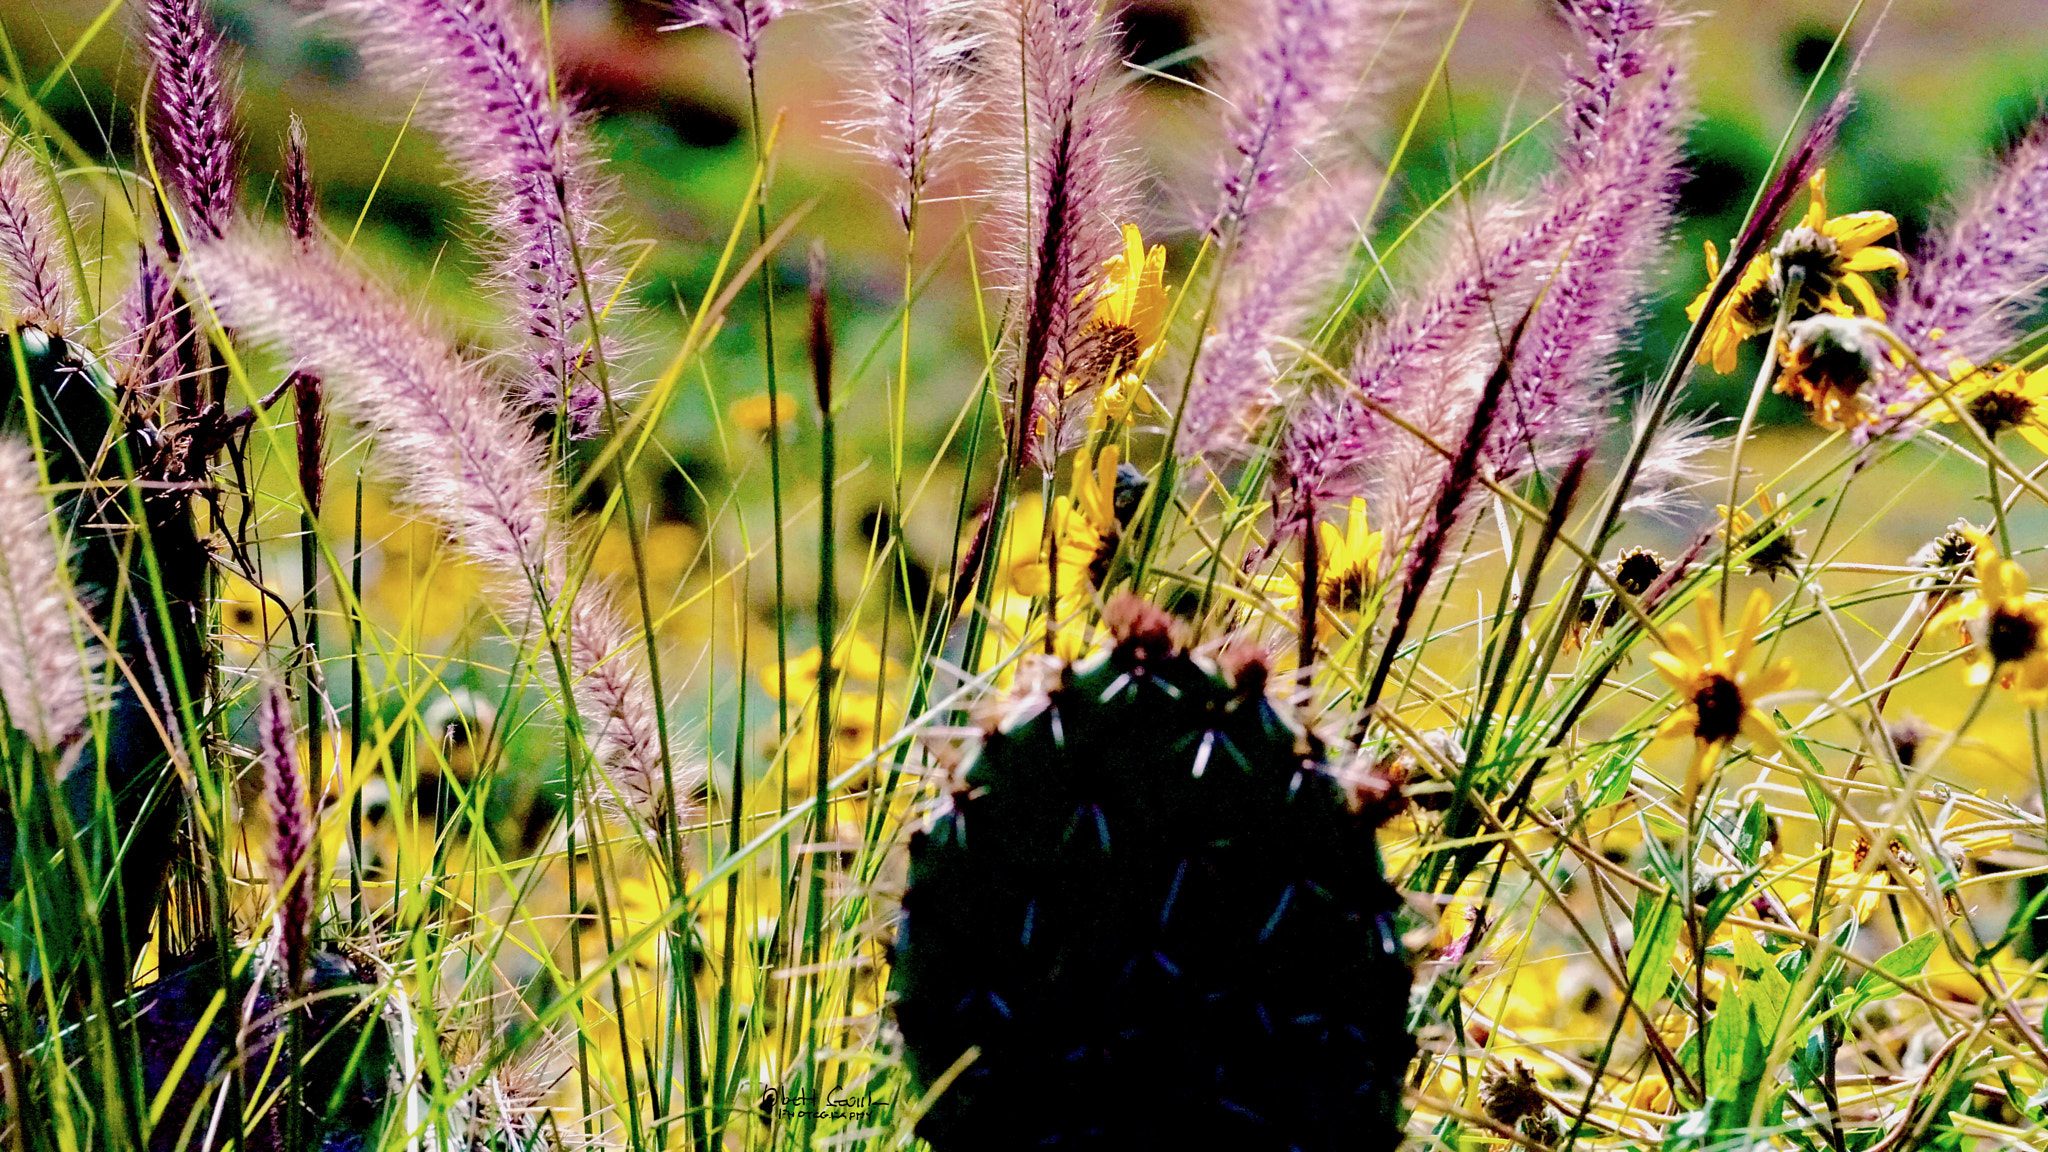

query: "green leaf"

left=1855, top=932, right=1938, bottom=1001
left=1590, top=740, right=1643, bottom=808
left=1626, top=891, right=1683, bottom=1012
left=1777, top=717, right=1834, bottom=827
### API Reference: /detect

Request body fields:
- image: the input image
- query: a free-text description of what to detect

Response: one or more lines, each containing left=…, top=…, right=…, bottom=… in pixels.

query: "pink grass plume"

left=0, top=438, right=96, bottom=753
left=139, top=0, right=241, bottom=240
left=327, top=0, right=630, bottom=437
left=188, top=233, right=689, bottom=824
left=0, top=142, right=77, bottom=333
left=833, top=0, right=981, bottom=229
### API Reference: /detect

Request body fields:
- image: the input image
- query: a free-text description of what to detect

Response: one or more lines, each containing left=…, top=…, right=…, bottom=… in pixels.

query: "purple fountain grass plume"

left=833, top=0, right=982, bottom=230
left=327, top=0, right=628, bottom=439
left=672, top=0, right=791, bottom=67
left=283, top=115, right=315, bottom=250
left=0, top=143, right=77, bottom=334
left=1181, top=171, right=1368, bottom=457
left=1493, top=46, right=1688, bottom=476
left=1869, top=113, right=2048, bottom=429
left=1206, top=0, right=1428, bottom=236
left=257, top=679, right=315, bottom=986
left=1277, top=0, right=1684, bottom=573
left=140, top=0, right=240, bottom=241
left=187, top=234, right=690, bottom=821
left=985, top=0, right=1138, bottom=470
left=0, top=439, right=96, bottom=753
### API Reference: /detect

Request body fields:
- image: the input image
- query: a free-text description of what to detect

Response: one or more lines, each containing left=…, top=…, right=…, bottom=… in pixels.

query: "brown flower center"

left=1985, top=606, right=2042, bottom=665
left=1321, top=564, right=1370, bottom=614
left=1692, top=672, right=1747, bottom=744
left=1968, top=385, right=2034, bottom=438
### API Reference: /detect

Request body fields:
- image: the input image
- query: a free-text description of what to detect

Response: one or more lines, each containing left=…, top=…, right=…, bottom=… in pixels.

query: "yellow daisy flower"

left=1773, top=168, right=1905, bottom=321
left=1069, top=225, right=1168, bottom=427
left=1316, top=497, right=1383, bottom=615
left=1263, top=497, right=1384, bottom=634
left=1931, top=358, right=2048, bottom=455
left=1930, top=532, right=2048, bottom=705
left=1686, top=169, right=1904, bottom=373
left=1687, top=239, right=1775, bottom=374
left=1649, top=590, right=1796, bottom=803
left=1046, top=444, right=1124, bottom=604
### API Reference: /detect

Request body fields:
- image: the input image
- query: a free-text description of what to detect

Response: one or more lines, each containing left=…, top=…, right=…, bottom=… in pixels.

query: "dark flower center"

left=1613, top=549, right=1666, bottom=596
left=1985, top=607, right=2042, bottom=665
left=1087, top=529, right=1119, bottom=589
left=1968, top=385, right=2034, bottom=438
left=1774, top=226, right=1846, bottom=310
left=1321, top=564, right=1370, bottom=614
left=1918, top=526, right=1977, bottom=572
left=1073, top=321, right=1143, bottom=389
left=1692, top=673, right=1747, bottom=744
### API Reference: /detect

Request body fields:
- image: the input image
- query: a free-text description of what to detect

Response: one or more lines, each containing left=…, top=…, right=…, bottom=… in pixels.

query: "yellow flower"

left=1263, top=497, right=1384, bottom=632
left=1931, top=358, right=2048, bottom=455
left=1930, top=532, right=2048, bottom=705
left=760, top=635, right=892, bottom=699
left=1687, top=239, right=1775, bottom=374
left=986, top=495, right=1051, bottom=599
left=1649, top=590, right=1796, bottom=801
left=1716, top=490, right=1802, bottom=581
left=1046, top=445, right=1124, bottom=605
left=1066, top=225, right=1167, bottom=426
left=784, top=691, right=900, bottom=781
left=1686, top=170, right=1905, bottom=373
left=1087, top=224, right=1167, bottom=367
left=1317, top=497, right=1383, bottom=615
left=1625, top=1073, right=1672, bottom=1117
left=728, top=392, right=798, bottom=433
left=1774, top=168, right=1905, bottom=321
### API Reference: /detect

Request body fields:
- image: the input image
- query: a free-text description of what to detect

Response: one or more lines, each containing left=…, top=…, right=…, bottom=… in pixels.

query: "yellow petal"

left=1823, top=211, right=1899, bottom=249
left=1732, top=588, right=1773, bottom=668
left=1842, top=245, right=1907, bottom=275
left=1841, top=273, right=1888, bottom=321
left=1803, top=170, right=1830, bottom=230
left=1697, top=596, right=1728, bottom=667
left=1648, top=651, right=1695, bottom=690
left=1748, top=658, right=1798, bottom=697
left=1740, top=713, right=1784, bottom=756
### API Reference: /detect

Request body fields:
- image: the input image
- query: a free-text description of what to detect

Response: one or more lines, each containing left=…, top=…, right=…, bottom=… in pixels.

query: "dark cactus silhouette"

left=894, top=603, right=1415, bottom=1150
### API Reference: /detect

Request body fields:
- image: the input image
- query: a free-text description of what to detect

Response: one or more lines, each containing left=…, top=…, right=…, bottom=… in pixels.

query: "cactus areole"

left=893, top=608, right=1415, bottom=1149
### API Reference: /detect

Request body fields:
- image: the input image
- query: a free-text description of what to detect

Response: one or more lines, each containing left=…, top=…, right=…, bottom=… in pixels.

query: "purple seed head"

left=0, top=438, right=96, bottom=754
left=189, top=232, right=694, bottom=824
left=984, top=0, right=1138, bottom=469
left=0, top=141, right=77, bottom=334
left=326, top=0, right=630, bottom=438
left=671, top=0, right=790, bottom=66
left=832, top=0, right=982, bottom=229
left=258, top=679, right=314, bottom=985
left=140, top=0, right=241, bottom=240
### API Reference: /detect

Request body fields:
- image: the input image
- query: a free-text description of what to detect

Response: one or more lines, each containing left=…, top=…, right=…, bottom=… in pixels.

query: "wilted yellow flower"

left=1688, top=239, right=1775, bottom=374
left=1087, top=225, right=1167, bottom=370
left=1930, top=532, right=2048, bottom=705
left=1717, top=490, right=1802, bottom=581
